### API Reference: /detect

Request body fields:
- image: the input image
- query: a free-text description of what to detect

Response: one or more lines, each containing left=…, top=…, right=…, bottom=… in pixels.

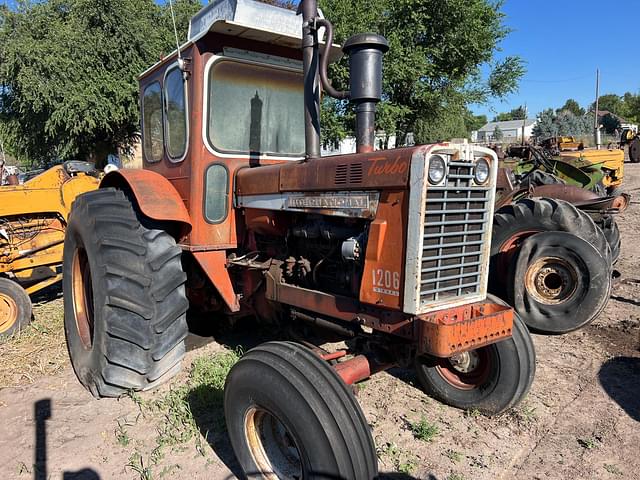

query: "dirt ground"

left=1, top=165, right=639, bottom=480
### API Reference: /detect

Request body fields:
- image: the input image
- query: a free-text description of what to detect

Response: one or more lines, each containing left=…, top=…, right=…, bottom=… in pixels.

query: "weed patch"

left=409, top=416, right=439, bottom=442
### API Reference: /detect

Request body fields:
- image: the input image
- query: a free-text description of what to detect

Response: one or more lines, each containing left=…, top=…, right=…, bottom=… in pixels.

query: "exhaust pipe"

left=299, top=0, right=388, bottom=157
left=343, top=34, right=388, bottom=153
left=299, top=0, right=321, bottom=159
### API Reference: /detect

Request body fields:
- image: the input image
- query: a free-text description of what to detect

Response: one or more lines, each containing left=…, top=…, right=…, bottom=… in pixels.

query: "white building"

left=473, top=118, right=537, bottom=143
left=321, top=132, right=397, bottom=156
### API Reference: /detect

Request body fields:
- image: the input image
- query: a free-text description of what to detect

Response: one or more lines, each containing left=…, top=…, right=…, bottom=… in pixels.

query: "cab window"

left=206, top=59, right=305, bottom=157
left=142, top=82, right=163, bottom=162
left=164, top=67, right=188, bottom=160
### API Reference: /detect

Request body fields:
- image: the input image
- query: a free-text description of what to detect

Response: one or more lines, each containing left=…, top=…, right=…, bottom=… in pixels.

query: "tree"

left=532, top=109, right=558, bottom=138
left=465, top=113, right=488, bottom=133
left=592, top=93, right=623, bottom=115
left=319, top=0, right=525, bottom=146
left=601, top=113, right=621, bottom=134
left=0, top=0, right=201, bottom=166
left=532, top=108, right=593, bottom=139
left=492, top=125, right=503, bottom=141
left=557, top=99, right=584, bottom=117
left=493, top=106, right=526, bottom=122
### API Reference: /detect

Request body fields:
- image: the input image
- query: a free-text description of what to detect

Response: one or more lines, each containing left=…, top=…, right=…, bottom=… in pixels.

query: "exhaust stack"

left=343, top=34, right=388, bottom=153
left=299, top=0, right=388, bottom=157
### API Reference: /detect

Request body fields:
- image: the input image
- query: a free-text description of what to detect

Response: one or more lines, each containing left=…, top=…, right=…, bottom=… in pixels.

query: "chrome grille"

left=420, top=160, right=491, bottom=304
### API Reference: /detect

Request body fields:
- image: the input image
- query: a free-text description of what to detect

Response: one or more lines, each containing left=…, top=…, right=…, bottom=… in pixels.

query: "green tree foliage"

left=492, top=125, right=503, bottom=141
left=600, top=113, right=621, bottom=134
left=592, top=93, right=623, bottom=115
left=319, top=0, right=525, bottom=145
left=493, top=106, right=526, bottom=122
left=465, top=113, right=488, bottom=133
left=0, top=0, right=201, bottom=166
left=532, top=108, right=593, bottom=139
left=557, top=99, right=584, bottom=117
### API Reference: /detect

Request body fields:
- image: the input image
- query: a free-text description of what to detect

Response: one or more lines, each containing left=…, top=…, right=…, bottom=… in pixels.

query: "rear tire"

left=415, top=296, right=535, bottom=415
left=224, top=341, right=378, bottom=479
left=596, top=215, right=621, bottom=264
left=490, top=198, right=611, bottom=297
left=508, top=231, right=611, bottom=334
left=629, top=136, right=640, bottom=163
left=0, top=278, right=32, bottom=337
left=63, top=188, right=188, bottom=397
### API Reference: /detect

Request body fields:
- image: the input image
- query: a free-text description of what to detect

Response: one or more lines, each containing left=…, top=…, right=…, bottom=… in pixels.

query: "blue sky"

left=4, top=0, right=637, bottom=120
left=473, top=0, right=639, bottom=119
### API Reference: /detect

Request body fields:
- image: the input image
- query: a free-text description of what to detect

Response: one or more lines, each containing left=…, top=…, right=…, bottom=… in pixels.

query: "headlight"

left=428, top=155, right=447, bottom=184
left=474, top=158, right=490, bottom=184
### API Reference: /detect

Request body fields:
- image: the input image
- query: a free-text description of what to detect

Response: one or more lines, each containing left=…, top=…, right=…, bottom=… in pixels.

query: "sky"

left=3, top=0, right=637, bottom=120
left=472, top=0, right=640, bottom=119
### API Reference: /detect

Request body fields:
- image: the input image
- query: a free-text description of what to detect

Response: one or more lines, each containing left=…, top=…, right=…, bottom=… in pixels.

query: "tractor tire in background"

left=629, top=136, right=640, bottom=163
left=596, top=215, right=621, bottom=264
left=490, top=198, right=611, bottom=298
left=520, top=170, right=565, bottom=189
left=63, top=188, right=189, bottom=397
left=415, top=295, right=535, bottom=415
left=0, top=278, right=32, bottom=337
left=507, top=232, right=611, bottom=334
left=224, top=341, right=378, bottom=479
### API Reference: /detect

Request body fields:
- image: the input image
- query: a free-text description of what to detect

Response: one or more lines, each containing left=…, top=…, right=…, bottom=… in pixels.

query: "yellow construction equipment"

left=0, top=161, right=99, bottom=336
left=559, top=148, right=625, bottom=191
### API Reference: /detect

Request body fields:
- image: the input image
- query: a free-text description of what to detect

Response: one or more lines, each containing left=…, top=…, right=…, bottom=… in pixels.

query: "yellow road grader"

left=0, top=161, right=99, bottom=336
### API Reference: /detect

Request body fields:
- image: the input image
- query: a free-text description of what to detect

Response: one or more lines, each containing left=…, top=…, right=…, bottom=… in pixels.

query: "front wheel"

left=415, top=296, right=535, bottom=415
left=224, top=341, right=378, bottom=479
left=0, top=278, right=32, bottom=337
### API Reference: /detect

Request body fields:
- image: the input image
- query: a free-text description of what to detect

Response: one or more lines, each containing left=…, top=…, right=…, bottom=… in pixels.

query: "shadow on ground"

left=34, top=398, right=101, bottom=480
left=598, top=356, right=640, bottom=422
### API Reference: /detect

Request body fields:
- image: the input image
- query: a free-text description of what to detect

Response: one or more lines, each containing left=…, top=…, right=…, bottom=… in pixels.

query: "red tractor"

left=63, top=0, right=535, bottom=477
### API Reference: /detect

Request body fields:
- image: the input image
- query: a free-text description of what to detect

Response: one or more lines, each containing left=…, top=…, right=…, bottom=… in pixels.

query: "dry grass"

left=0, top=296, right=67, bottom=389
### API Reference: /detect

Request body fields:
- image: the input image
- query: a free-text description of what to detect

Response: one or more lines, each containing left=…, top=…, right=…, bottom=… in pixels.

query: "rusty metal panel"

left=416, top=302, right=514, bottom=357
left=359, top=190, right=407, bottom=309
left=192, top=250, right=240, bottom=312
left=101, top=169, right=192, bottom=234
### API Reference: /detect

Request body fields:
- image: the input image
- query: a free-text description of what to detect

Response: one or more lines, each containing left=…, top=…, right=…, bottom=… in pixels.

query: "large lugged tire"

left=224, top=341, right=378, bottom=479
left=63, top=188, right=188, bottom=397
left=596, top=215, right=621, bottom=264
left=508, top=231, right=611, bottom=334
left=415, top=296, right=535, bottom=415
left=629, top=136, right=640, bottom=163
left=490, top=198, right=611, bottom=296
left=0, top=278, right=32, bottom=337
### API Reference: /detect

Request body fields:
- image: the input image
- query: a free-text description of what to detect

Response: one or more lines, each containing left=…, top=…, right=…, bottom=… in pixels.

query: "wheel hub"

left=525, top=256, right=578, bottom=305
left=449, top=351, right=480, bottom=374
left=435, top=348, right=492, bottom=391
left=0, top=293, right=18, bottom=334
left=244, top=407, right=302, bottom=479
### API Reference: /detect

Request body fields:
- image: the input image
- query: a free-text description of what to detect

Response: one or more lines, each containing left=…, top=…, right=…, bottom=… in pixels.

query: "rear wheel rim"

left=435, top=349, right=492, bottom=391
left=0, top=292, right=18, bottom=334
left=524, top=256, right=578, bottom=305
left=244, top=406, right=303, bottom=479
left=71, top=246, right=95, bottom=349
left=497, top=230, right=539, bottom=278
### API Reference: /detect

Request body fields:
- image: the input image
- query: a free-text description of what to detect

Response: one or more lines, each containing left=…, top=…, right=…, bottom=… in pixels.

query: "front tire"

left=0, top=278, right=32, bottom=337
left=224, top=341, right=378, bottom=479
left=415, top=295, right=535, bottom=415
left=63, top=188, right=188, bottom=397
